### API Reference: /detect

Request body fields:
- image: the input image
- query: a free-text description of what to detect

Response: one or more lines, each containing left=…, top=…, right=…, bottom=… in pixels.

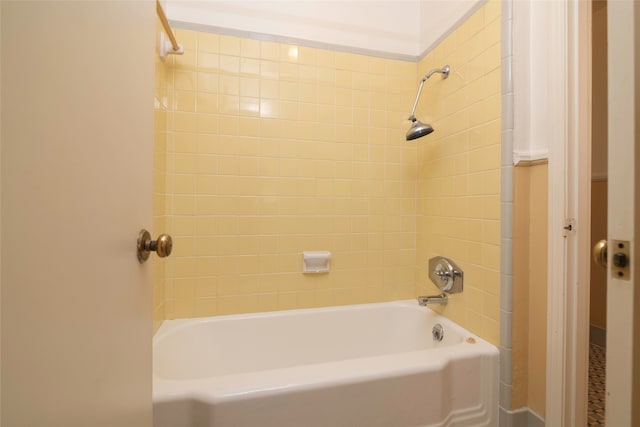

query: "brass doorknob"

left=137, top=229, right=173, bottom=263
left=592, top=239, right=607, bottom=268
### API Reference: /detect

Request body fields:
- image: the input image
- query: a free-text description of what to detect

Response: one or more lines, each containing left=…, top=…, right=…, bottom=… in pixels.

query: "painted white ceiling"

left=166, top=0, right=485, bottom=59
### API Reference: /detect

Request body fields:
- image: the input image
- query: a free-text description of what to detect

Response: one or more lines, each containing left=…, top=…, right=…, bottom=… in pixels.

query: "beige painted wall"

left=512, top=165, right=529, bottom=409
left=590, top=180, right=607, bottom=329
left=590, top=0, right=608, bottom=331
left=592, top=0, right=607, bottom=178
left=634, top=43, right=640, bottom=424
left=0, top=2, right=3, bottom=419
left=415, top=1, right=502, bottom=344
left=512, top=162, right=547, bottom=416
left=527, top=163, right=547, bottom=416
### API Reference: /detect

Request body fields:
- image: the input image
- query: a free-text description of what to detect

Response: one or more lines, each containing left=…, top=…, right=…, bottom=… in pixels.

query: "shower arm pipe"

left=408, top=79, right=427, bottom=121
left=407, top=65, right=450, bottom=120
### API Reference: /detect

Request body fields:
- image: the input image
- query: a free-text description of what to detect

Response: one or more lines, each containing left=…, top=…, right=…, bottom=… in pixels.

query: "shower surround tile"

left=416, top=2, right=502, bottom=344
left=163, top=27, right=419, bottom=320
left=158, top=1, right=502, bottom=347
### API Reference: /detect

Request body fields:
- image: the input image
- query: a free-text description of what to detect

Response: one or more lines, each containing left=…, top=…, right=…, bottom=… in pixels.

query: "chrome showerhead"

left=405, top=64, right=449, bottom=141
left=406, top=117, right=434, bottom=141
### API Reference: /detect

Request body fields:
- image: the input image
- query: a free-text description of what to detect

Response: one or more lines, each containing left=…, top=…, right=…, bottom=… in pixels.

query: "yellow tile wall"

left=415, top=1, right=502, bottom=345
left=163, top=30, right=419, bottom=318
left=156, top=1, right=502, bottom=348
left=153, top=20, right=169, bottom=333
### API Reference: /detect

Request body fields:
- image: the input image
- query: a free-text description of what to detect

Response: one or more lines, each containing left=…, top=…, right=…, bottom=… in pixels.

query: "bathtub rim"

left=153, top=299, right=499, bottom=403
left=154, top=299, right=481, bottom=342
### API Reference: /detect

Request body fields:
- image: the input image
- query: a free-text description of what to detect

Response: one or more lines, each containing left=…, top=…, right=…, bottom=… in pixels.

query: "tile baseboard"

left=500, top=407, right=544, bottom=427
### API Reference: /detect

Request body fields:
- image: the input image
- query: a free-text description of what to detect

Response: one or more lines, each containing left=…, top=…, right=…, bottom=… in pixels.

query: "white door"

left=1, top=1, right=155, bottom=426
left=605, top=1, right=638, bottom=424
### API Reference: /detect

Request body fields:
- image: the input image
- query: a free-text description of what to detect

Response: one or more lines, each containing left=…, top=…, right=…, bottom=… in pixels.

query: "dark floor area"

left=588, top=343, right=605, bottom=427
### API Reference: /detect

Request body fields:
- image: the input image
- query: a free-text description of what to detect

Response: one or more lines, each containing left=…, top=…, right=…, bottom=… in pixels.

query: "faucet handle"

left=428, top=257, right=463, bottom=294
left=435, top=265, right=452, bottom=280
left=432, top=266, right=451, bottom=290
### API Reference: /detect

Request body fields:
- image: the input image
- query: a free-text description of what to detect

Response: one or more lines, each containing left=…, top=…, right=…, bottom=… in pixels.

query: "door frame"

left=604, top=1, right=639, bottom=424
left=544, top=0, right=591, bottom=425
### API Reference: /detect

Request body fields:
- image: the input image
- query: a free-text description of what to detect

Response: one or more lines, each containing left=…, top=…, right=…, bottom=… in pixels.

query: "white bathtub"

left=153, top=300, right=499, bottom=427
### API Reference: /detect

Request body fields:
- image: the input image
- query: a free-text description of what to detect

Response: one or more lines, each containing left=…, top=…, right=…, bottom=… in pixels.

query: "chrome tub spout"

left=418, top=294, right=448, bottom=306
